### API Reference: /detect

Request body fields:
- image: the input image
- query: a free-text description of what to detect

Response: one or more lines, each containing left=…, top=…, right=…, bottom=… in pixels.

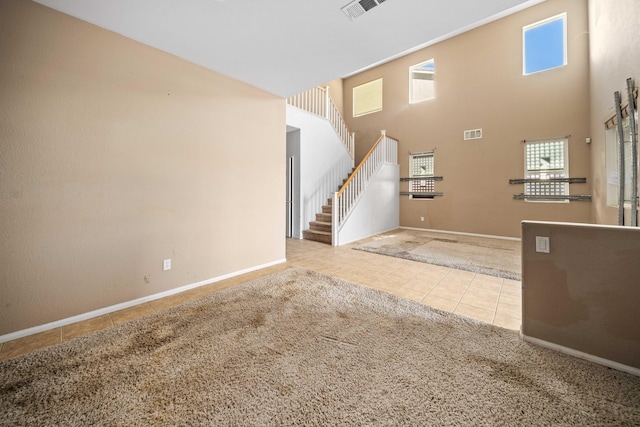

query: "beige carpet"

left=1, top=268, right=638, bottom=426
left=354, top=229, right=522, bottom=280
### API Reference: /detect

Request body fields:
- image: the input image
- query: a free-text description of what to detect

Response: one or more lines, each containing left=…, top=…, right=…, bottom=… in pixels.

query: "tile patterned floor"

left=286, top=237, right=522, bottom=331
left=0, top=235, right=522, bottom=361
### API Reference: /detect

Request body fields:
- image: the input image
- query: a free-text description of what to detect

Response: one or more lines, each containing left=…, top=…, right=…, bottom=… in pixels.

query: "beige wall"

left=0, top=1, right=286, bottom=335
left=344, top=0, right=592, bottom=238
left=588, top=0, right=640, bottom=225
left=521, top=221, right=640, bottom=370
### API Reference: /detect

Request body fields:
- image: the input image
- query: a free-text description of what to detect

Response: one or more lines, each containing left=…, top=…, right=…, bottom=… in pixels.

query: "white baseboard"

left=522, top=334, right=640, bottom=377
left=400, top=226, right=521, bottom=242
left=0, top=258, right=287, bottom=344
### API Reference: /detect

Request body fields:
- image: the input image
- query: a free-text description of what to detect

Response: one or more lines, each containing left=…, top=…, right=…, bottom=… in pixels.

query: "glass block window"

left=410, top=59, right=435, bottom=103
left=410, top=152, right=435, bottom=199
left=412, top=153, right=434, bottom=176
left=523, top=13, right=567, bottom=75
left=524, top=138, right=569, bottom=201
left=353, top=78, right=383, bottom=117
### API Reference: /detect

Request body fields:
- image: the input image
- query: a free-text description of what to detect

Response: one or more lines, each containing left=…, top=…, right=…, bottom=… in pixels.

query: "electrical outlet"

left=535, top=236, right=550, bottom=253
left=420, top=216, right=425, bottom=222
left=163, top=259, right=171, bottom=271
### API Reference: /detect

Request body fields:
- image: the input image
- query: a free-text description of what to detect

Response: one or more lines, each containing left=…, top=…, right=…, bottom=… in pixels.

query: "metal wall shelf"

left=510, top=177, right=590, bottom=201
left=400, top=176, right=443, bottom=182
left=512, top=194, right=592, bottom=201
left=401, top=176, right=443, bottom=197
left=400, top=192, right=443, bottom=197
left=509, top=177, right=587, bottom=184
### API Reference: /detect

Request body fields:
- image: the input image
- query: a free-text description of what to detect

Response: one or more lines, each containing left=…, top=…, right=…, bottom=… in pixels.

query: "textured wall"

left=344, top=0, right=592, bottom=238
left=588, top=0, right=640, bottom=225
left=522, top=221, right=640, bottom=370
left=0, top=1, right=286, bottom=335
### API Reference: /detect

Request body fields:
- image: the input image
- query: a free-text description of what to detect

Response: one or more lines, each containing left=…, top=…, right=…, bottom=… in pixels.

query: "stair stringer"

left=335, top=162, right=400, bottom=246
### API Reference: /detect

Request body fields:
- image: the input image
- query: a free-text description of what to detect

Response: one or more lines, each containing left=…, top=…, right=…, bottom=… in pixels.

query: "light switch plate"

left=535, top=236, right=550, bottom=253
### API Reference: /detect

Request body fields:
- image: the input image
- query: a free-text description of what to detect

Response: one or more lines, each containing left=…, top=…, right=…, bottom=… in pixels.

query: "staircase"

left=302, top=197, right=334, bottom=244
left=288, top=86, right=398, bottom=246
left=302, top=168, right=355, bottom=244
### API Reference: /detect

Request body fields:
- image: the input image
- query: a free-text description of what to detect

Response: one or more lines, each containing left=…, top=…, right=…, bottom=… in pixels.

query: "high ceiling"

left=34, top=0, right=544, bottom=98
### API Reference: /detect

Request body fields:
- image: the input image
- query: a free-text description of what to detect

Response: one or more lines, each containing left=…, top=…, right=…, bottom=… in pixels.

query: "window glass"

left=353, top=78, right=383, bottom=117
left=410, top=59, right=435, bottom=103
left=606, top=117, right=633, bottom=207
left=523, top=13, right=567, bottom=75
left=524, top=138, right=569, bottom=201
left=409, top=152, right=435, bottom=199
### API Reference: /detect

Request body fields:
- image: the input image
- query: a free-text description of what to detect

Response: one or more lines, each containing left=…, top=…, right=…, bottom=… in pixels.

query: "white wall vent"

left=464, top=129, right=483, bottom=140
left=342, top=0, right=387, bottom=20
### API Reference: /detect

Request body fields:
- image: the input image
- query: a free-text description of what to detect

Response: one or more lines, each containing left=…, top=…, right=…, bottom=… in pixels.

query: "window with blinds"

left=605, top=116, right=633, bottom=207
left=353, top=78, right=383, bottom=117
left=524, top=138, right=569, bottom=201
left=410, top=59, right=435, bottom=104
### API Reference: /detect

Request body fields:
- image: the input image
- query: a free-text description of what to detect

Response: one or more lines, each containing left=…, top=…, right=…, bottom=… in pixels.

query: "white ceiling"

left=34, top=0, right=544, bottom=98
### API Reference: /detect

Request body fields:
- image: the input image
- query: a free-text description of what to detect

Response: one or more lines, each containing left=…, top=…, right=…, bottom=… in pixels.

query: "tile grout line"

left=491, top=279, right=504, bottom=325
left=451, top=272, right=476, bottom=312
left=424, top=267, right=452, bottom=298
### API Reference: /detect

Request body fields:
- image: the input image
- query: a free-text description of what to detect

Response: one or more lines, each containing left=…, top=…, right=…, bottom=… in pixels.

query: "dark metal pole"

left=627, top=78, right=638, bottom=226
left=615, top=91, right=626, bottom=226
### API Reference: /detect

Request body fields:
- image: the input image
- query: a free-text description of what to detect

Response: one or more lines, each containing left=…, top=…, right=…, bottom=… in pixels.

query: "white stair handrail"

left=332, top=130, right=398, bottom=245
left=287, top=86, right=355, bottom=163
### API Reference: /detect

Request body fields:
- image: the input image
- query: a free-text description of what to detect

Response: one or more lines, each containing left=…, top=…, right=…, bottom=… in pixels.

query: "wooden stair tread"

left=304, top=229, right=330, bottom=236
left=302, top=228, right=332, bottom=244
left=304, top=167, right=355, bottom=246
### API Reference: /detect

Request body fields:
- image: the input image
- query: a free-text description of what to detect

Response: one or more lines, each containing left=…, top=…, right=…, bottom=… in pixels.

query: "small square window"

left=410, top=59, right=435, bottom=103
left=523, top=13, right=567, bottom=75
left=353, top=78, right=383, bottom=117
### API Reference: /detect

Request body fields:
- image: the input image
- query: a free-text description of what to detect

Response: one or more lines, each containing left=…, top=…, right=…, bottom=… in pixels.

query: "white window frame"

left=353, top=78, right=383, bottom=117
left=523, top=13, right=567, bottom=76
left=409, top=59, right=435, bottom=104
left=606, top=116, right=635, bottom=207
left=524, top=138, right=569, bottom=202
left=409, top=152, right=435, bottom=200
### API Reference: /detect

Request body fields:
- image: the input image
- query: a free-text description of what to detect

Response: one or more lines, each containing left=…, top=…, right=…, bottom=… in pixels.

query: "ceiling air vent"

left=464, top=129, right=483, bottom=140
left=342, top=0, right=387, bottom=20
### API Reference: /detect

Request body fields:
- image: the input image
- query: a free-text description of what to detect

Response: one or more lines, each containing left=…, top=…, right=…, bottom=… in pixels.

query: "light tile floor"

left=0, top=235, right=522, bottom=361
